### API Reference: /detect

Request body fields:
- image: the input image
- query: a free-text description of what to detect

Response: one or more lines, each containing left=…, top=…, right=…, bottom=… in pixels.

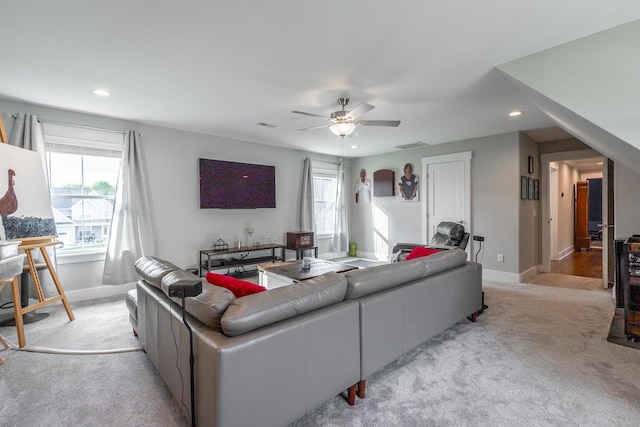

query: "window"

left=312, top=163, right=338, bottom=236
left=42, top=123, right=123, bottom=255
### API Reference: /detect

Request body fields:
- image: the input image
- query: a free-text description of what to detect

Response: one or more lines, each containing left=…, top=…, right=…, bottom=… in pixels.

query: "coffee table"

left=258, top=258, right=357, bottom=289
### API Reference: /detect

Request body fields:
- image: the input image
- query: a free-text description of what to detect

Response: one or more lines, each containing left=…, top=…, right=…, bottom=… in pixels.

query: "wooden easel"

left=1, top=115, right=75, bottom=348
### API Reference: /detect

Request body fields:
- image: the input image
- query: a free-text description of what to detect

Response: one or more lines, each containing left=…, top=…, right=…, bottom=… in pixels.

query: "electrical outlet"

left=497, top=254, right=504, bottom=263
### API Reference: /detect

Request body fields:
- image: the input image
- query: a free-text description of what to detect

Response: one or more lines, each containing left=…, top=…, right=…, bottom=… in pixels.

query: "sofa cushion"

left=417, top=248, right=468, bottom=277
left=159, top=268, right=202, bottom=297
left=344, top=260, right=426, bottom=299
left=205, top=272, right=266, bottom=297
left=432, top=222, right=465, bottom=243
left=405, top=246, right=442, bottom=260
left=184, top=285, right=236, bottom=332
left=134, top=256, right=181, bottom=290
left=220, top=272, right=348, bottom=337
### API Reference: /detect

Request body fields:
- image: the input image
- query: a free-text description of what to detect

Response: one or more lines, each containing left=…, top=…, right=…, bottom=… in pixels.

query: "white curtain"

left=8, top=113, right=56, bottom=298
left=330, top=162, right=348, bottom=252
left=300, top=157, right=315, bottom=232
left=103, top=130, right=156, bottom=285
left=9, top=114, right=48, bottom=178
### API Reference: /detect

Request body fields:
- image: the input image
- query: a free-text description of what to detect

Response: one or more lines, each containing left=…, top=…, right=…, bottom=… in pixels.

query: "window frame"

left=42, top=123, right=124, bottom=261
left=312, top=162, right=339, bottom=239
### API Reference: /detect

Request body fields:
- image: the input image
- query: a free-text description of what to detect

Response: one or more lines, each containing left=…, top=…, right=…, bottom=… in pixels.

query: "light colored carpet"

left=0, top=296, right=188, bottom=427
left=1, top=281, right=639, bottom=426
left=292, top=281, right=640, bottom=426
left=526, top=272, right=606, bottom=292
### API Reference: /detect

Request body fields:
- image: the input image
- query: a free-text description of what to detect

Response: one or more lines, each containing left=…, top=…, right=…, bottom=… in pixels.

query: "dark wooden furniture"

left=199, top=244, right=285, bottom=277
left=575, top=181, right=591, bottom=251
left=259, top=258, right=357, bottom=282
left=373, top=169, right=395, bottom=197
left=286, top=232, right=314, bottom=249
left=618, top=237, right=640, bottom=340
left=285, top=246, right=318, bottom=260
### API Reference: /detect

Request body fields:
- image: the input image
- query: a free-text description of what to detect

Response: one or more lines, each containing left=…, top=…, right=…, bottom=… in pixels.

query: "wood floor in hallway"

left=551, top=248, right=602, bottom=279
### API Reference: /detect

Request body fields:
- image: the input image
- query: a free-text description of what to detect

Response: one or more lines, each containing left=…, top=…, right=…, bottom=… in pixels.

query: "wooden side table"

left=285, top=246, right=318, bottom=260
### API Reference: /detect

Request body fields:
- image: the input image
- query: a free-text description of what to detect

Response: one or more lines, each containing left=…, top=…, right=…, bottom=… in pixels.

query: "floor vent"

left=396, top=141, right=429, bottom=150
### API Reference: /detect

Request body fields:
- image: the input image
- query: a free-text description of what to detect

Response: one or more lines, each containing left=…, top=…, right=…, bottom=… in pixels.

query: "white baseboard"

left=64, top=282, right=135, bottom=303
left=519, top=265, right=539, bottom=284
left=483, top=268, right=519, bottom=284
left=557, top=246, right=574, bottom=261
left=355, top=251, right=388, bottom=261
left=321, top=251, right=348, bottom=260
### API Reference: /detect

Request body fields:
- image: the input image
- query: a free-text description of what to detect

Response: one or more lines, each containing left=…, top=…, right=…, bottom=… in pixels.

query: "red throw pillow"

left=205, top=272, right=266, bottom=298
left=405, top=246, right=442, bottom=260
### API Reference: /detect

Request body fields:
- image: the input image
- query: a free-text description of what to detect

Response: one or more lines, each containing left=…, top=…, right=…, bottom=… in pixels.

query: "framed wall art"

left=528, top=156, right=534, bottom=174
left=528, top=177, right=534, bottom=200
left=521, top=176, right=528, bottom=200
left=398, top=163, right=419, bottom=202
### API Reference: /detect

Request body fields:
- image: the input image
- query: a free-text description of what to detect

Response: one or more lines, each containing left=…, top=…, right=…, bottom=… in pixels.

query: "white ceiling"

left=2, top=1, right=640, bottom=158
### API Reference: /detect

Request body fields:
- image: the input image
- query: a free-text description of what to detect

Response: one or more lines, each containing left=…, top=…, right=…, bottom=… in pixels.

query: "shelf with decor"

left=199, top=243, right=285, bottom=278
left=620, top=237, right=640, bottom=341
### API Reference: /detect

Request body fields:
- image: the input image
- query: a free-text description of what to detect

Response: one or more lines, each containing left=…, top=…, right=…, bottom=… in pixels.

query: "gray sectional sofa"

left=130, top=249, right=482, bottom=427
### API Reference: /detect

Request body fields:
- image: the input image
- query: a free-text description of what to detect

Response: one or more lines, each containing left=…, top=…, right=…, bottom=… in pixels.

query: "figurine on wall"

left=355, top=168, right=371, bottom=203
left=399, top=163, right=418, bottom=201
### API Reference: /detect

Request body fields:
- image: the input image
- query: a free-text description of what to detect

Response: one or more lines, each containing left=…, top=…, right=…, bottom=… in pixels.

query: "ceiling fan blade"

left=356, top=120, right=401, bottom=127
left=297, top=123, right=331, bottom=131
left=346, top=102, right=374, bottom=120
left=292, top=110, right=330, bottom=119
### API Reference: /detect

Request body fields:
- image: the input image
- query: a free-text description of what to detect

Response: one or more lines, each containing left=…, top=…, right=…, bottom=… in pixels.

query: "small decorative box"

left=286, top=232, right=314, bottom=249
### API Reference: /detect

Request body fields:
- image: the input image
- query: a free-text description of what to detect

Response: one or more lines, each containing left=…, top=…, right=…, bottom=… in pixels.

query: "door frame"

left=540, top=148, right=603, bottom=273
left=421, top=151, right=472, bottom=258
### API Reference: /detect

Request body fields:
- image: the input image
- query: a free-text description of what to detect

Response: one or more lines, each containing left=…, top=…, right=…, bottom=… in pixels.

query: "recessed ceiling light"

left=597, top=162, right=603, bottom=165
left=508, top=110, right=523, bottom=117
left=350, top=144, right=358, bottom=149
left=93, top=89, right=111, bottom=97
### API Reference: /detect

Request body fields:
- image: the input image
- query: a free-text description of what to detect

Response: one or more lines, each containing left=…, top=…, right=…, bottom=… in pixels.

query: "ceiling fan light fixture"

left=330, top=122, right=356, bottom=137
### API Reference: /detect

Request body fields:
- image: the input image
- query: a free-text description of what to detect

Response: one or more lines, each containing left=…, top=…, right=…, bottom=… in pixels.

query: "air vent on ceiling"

left=396, top=141, right=429, bottom=150
left=257, top=122, right=277, bottom=128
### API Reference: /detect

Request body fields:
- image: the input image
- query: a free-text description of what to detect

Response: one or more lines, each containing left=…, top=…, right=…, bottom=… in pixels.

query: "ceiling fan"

left=292, top=98, right=400, bottom=137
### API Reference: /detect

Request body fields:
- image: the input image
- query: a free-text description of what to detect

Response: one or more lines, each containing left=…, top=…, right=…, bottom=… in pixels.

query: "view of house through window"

left=43, top=123, right=123, bottom=254
left=313, top=163, right=338, bottom=236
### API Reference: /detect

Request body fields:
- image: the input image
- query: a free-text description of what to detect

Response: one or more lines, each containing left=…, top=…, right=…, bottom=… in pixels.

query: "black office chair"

left=391, top=222, right=469, bottom=261
left=429, top=222, right=469, bottom=250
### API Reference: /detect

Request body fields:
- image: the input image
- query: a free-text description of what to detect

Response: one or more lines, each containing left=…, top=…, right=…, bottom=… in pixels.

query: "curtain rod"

left=38, top=119, right=126, bottom=135
left=310, top=157, right=341, bottom=166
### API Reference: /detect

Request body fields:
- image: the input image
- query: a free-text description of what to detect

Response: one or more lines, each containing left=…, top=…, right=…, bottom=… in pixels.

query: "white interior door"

left=550, top=163, right=559, bottom=260
left=422, top=152, right=472, bottom=258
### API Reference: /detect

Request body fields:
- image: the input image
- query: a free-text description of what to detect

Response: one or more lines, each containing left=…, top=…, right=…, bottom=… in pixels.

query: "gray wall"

left=518, top=133, right=541, bottom=274
left=4, top=97, right=640, bottom=301
left=0, top=99, right=341, bottom=302
left=615, top=162, right=640, bottom=239
left=349, top=132, right=522, bottom=276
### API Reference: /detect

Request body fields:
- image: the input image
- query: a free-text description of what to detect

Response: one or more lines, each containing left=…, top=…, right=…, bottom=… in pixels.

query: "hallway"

left=527, top=249, right=607, bottom=292
left=551, top=248, right=602, bottom=279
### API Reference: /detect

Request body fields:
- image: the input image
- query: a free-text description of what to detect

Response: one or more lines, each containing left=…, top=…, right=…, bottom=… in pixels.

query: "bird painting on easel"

left=0, top=169, right=18, bottom=216
left=0, top=144, right=56, bottom=241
